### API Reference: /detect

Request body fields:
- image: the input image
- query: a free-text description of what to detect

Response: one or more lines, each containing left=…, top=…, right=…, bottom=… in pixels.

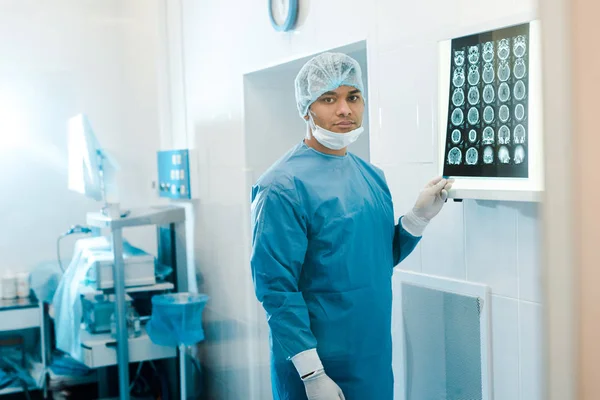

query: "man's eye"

left=349, top=95, right=360, bottom=102
left=321, top=97, right=335, bottom=103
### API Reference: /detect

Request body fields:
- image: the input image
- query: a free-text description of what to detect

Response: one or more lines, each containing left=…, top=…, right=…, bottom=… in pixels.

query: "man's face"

left=306, top=85, right=365, bottom=133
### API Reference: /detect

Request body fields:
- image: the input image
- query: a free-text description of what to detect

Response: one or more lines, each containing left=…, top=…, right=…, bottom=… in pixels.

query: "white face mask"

left=307, top=113, right=364, bottom=151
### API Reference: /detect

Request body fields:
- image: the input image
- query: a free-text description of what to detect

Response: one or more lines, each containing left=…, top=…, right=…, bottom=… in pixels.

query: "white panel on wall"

left=491, top=295, right=520, bottom=400
left=517, top=203, right=542, bottom=303
left=465, top=200, right=519, bottom=298
left=393, top=270, right=493, bottom=400
left=377, top=43, right=437, bottom=164
left=519, top=301, right=543, bottom=400
left=421, top=200, right=466, bottom=280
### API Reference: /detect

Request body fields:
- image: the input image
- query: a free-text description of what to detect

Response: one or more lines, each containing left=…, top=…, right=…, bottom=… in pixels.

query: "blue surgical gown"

left=250, top=141, right=421, bottom=400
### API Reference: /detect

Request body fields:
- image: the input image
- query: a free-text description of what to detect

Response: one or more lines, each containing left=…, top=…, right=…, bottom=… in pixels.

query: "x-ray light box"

left=438, top=20, right=543, bottom=202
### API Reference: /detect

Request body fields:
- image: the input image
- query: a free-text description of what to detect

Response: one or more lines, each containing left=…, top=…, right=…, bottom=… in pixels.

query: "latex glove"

left=302, top=369, right=346, bottom=400
left=401, top=177, right=454, bottom=237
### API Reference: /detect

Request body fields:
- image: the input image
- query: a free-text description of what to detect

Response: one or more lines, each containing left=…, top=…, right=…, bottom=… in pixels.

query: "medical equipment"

left=66, top=112, right=197, bottom=398
left=56, top=225, right=93, bottom=272
left=67, top=114, right=119, bottom=205
left=85, top=244, right=157, bottom=290
left=157, top=149, right=198, bottom=200
left=82, top=293, right=133, bottom=334
left=110, top=306, right=141, bottom=339
left=83, top=206, right=192, bottom=400
left=147, top=292, right=209, bottom=400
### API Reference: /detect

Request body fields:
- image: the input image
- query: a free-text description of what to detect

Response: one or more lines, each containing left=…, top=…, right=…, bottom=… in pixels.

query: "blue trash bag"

left=147, top=293, right=209, bottom=347
left=50, top=351, right=93, bottom=377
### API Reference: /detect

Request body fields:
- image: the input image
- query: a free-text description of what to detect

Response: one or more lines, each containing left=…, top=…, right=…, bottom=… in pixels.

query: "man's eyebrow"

left=349, top=89, right=361, bottom=95
left=320, top=91, right=337, bottom=97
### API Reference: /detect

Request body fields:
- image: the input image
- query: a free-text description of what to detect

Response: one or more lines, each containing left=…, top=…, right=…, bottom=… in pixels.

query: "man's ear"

left=303, top=115, right=309, bottom=121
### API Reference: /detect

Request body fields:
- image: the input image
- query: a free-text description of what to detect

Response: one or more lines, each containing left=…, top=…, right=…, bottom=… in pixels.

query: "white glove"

left=291, top=349, right=344, bottom=399
left=302, top=369, right=346, bottom=400
left=401, top=176, right=454, bottom=237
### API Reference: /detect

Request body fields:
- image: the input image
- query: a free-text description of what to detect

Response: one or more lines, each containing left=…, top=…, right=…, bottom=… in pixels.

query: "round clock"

left=269, top=0, right=299, bottom=32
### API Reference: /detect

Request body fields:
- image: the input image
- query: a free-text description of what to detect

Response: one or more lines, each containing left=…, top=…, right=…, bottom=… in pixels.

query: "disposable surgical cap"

left=294, top=52, right=365, bottom=118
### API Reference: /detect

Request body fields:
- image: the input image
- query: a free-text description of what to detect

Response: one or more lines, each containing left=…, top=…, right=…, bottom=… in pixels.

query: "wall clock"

left=269, top=0, right=298, bottom=32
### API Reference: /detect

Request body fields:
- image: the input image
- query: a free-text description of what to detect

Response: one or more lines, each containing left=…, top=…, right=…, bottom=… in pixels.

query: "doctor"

left=250, top=52, right=453, bottom=400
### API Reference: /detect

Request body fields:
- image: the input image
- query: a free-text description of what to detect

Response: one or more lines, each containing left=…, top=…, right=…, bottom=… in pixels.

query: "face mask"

left=307, top=113, right=364, bottom=151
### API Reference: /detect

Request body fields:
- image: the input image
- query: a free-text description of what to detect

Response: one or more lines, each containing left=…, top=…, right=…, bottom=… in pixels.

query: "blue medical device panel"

left=157, top=149, right=192, bottom=199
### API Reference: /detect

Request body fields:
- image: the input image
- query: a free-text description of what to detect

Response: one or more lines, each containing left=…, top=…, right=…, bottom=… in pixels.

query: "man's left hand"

left=412, top=176, right=454, bottom=221
left=401, top=177, right=454, bottom=237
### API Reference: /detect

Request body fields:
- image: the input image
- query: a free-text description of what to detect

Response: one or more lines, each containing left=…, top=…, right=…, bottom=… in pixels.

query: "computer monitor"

left=67, top=114, right=104, bottom=201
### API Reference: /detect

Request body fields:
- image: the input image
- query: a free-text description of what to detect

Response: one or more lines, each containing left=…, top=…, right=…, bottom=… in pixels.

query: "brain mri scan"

left=468, top=46, right=480, bottom=64
left=451, top=129, right=462, bottom=144
left=451, top=108, right=464, bottom=126
left=469, top=129, right=477, bottom=142
left=514, top=35, right=527, bottom=58
left=444, top=23, right=530, bottom=178
left=483, top=106, right=494, bottom=124
left=498, top=82, right=511, bottom=102
left=514, top=124, right=526, bottom=144
left=468, top=65, right=480, bottom=86
left=514, top=80, right=526, bottom=101
left=498, top=39, right=510, bottom=60
left=466, top=147, right=479, bottom=165
left=448, top=147, right=462, bottom=164
left=514, top=145, right=525, bottom=164
left=482, top=126, right=494, bottom=144
left=483, top=146, right=494, bottom=164
left=453, top=67, right=465, bottom=87
left=498, top=145, right=511, bottom=164
left=499, top=105, right=510, bottom=123
left=452, top=88, right=465, bottom=107
left=483, top=85, right=495, bottom=104
left=483, top=42, right=494, bottom=62
left=468, top=87, right=479, bottom=105
left=515, top=103, right=525, bottom=121
left=468, top=107, right=479, bottom=125
left=454, top=50, right=465, bottom=67
left=483, top=63, right=495, bottom=84
left=514, top=58, right=526, bottom=79
left=498, top=125, right=510, bottom=144
left=498, top=60, right=511, bottom=82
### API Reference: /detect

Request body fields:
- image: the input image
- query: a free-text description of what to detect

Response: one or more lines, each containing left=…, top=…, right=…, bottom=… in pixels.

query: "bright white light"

left=67, top=116, right=87, bottom=195
left=0, top=96, right=28, bottom=151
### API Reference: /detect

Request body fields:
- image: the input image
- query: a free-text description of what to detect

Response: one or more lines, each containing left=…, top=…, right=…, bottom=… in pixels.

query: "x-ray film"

left=443, top=23, right=530, bottom=178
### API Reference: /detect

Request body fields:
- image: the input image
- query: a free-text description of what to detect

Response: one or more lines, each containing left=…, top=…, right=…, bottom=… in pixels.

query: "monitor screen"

left=67, top=114, right=103, bottom=201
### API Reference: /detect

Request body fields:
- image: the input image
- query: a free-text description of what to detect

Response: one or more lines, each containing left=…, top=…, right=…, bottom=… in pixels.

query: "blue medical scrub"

left=250, top=141, right=420, bottom=400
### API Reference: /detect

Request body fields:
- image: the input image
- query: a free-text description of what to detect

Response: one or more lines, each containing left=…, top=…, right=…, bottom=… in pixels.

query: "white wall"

left=0, top=0, right=163, bottom=274
left=174, top=0, right=543, bottom=399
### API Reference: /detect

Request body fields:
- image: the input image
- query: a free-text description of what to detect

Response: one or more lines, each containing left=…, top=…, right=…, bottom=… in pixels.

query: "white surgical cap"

left=294, top=52, right=365, bottom=118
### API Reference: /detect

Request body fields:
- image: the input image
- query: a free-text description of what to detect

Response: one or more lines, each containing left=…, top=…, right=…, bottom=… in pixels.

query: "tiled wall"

left=176, top=0, right=543, bottom=399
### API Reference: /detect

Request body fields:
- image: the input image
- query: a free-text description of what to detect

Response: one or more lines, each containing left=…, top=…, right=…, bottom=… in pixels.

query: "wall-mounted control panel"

left=157, top=149, right=196, bottom=200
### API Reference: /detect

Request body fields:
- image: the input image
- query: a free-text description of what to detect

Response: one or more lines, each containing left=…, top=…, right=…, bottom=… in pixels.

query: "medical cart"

left=82, top=205, right=191, bottom=400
